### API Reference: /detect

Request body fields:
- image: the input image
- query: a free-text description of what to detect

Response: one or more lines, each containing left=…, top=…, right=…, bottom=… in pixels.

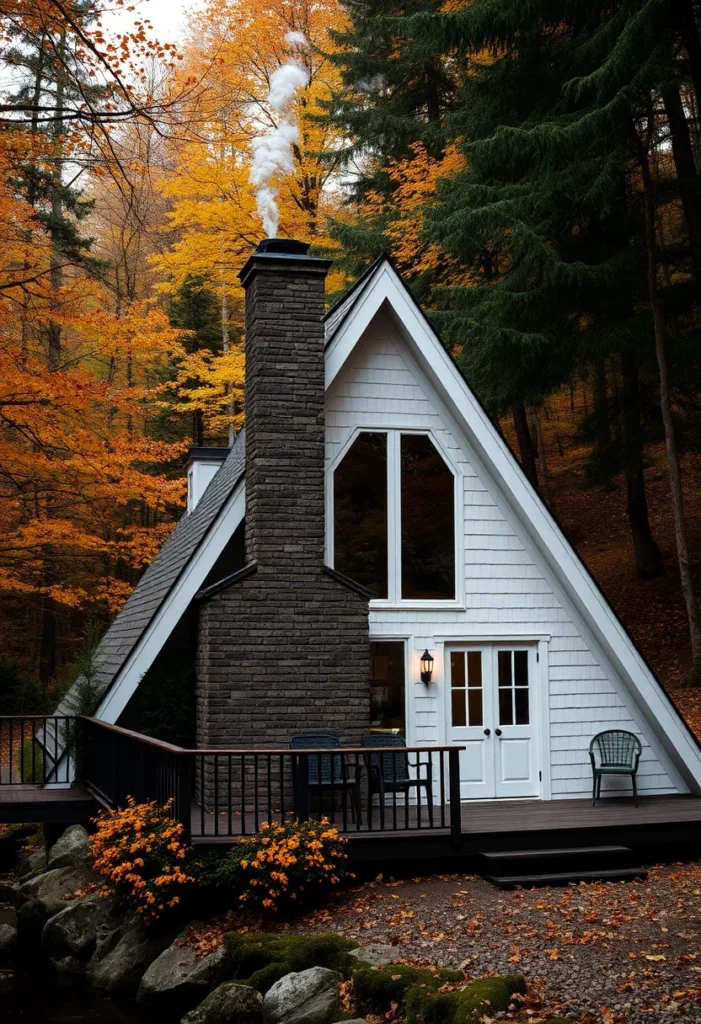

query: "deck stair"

left=477, top=843, right=648, bottom=889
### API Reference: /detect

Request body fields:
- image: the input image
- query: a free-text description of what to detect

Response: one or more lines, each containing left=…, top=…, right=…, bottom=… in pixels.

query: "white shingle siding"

left=326, top=317, right=679, bottom=798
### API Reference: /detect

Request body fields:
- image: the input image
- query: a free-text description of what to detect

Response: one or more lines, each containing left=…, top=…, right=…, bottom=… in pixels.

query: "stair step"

left=485, top=866, right=648, bottom=889
left=479, top=845, right=631, bottom=862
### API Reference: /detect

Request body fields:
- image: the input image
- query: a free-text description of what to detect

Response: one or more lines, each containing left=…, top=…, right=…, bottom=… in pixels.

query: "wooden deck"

left=0, top=784, right=96, bottom=825
left=188, top=793, right=701, bottom=861
left=2, top=784, right=700, bottom=866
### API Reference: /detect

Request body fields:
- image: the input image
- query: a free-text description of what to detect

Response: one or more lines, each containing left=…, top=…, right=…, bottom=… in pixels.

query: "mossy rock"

left=405, top=973, right=526, bottom=1024
left=453, top=975, right=525, bottom=1024
left=353, top=964, right=462, bottom=1015
left=223, top=932, right=357, bottom=993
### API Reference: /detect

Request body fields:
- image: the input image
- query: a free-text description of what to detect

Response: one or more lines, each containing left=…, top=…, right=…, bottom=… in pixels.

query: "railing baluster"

left=228, top=755, right=233, bottom=836
left=267, top=754, right=272, bottom=823
left=254, top=755, right=259, bottom=832
left=240, top=754, right=246, bottom=835
left=279, top=754, right=285, bottom=822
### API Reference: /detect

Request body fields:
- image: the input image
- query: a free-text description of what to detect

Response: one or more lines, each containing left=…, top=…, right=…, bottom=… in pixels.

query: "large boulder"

left=47, top=825, right=91, bottom=870
left=15, top=898, right=45, bottom=942
left=17, top=848, right=47, bottom=881
left=347, top=944, right=398, bottom=969
left=51, top=954, right=86, bottom=976
left=41, top=893, right=112, bottom=962
left=86, top=919, right=176, bottom=996
left=0, top=906, right=17, bottom=960
left=137, top=931, right=226, bottom=1013
left=20, top=863, right=93, bottom=919
left=0, top=880, right=20, bottom=905
left=262, top=967, right=339, bottom=1024
left=182, top=982, right=263, bottom=1024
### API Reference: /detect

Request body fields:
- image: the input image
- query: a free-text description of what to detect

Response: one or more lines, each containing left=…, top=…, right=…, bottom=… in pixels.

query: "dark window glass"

left=369, top=641, right=405, bottom=733
left=498, top=650, right=512, bottom=687
left=450, top=651, right=465, bottom=687
left=499, top=687, right=513, bottom=726
left=515, top=687, right=530, bottom=725
left=514, top=651, right=528, bottom=687
left=467, top=651, right=482, bottom=689
left=400, top=434, right=455, bottom=600
left=334, top=432, right=388, bottom=598
left=451, top=690, right=466, bottom=728
left=450, top=652, right=466, bottom=727
left=468, top=689, right=483, bottom=727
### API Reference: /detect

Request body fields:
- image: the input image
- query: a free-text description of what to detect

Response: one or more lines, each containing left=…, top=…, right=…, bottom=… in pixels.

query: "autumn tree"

left=152, top=0, right=350, bottom=442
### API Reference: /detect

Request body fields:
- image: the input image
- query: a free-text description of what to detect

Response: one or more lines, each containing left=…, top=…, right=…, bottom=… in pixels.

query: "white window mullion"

left=387, top=431, right=401, bottom=602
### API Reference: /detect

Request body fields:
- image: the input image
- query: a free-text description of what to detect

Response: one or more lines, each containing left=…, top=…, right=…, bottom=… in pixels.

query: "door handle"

left=495, top=728, right=502, bottom=737
left=483, top=729, right=491, bottom=736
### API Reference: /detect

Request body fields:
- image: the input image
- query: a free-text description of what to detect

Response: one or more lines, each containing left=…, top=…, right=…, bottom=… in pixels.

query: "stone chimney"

left=238, top=238, right=330, bottom=569
left=195, top=239, right=370, bottom=751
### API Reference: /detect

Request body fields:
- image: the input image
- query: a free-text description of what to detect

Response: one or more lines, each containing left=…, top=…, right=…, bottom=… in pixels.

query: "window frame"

left=328, top=426, right=463, bottom=608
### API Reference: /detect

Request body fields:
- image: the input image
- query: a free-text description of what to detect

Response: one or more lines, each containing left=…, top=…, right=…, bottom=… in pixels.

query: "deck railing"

left=1, top=715, right=464, bottom=844
left=0, top=715, right=73, bottom=785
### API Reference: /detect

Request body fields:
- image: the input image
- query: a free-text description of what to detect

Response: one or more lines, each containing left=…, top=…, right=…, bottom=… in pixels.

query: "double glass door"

left=448, top=645, right=539, bottom=799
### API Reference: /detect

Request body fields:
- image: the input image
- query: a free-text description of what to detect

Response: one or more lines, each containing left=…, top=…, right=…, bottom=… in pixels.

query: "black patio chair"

left=589, top=729, right=642, bottom=807
left=289, top=733, right=360, bottom=823
left=362, top=734, right=433, bottom=829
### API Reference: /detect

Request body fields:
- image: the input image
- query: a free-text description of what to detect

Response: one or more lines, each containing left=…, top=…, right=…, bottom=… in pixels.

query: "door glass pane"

left=450, top=652, right=466, bottom=727
left=400, top=434, right=455, bottom=599
left=514, top=651, right=528, bottom=686
left=467, top=651, right=482, bottom=689
left=450, top=651, right=465, bottom=687
left=467, top=689, right=483, bottom=727
left=515, top=687, right=530, bottom=725
left=451, top=689, right=466, bottom=728
left=498, top=650, right=512, bottom=686
left=499, top=687, right=514, bottom=726
left=335, top=432, right=388, bottom=598
left=369, top=641, right=405, bottom=733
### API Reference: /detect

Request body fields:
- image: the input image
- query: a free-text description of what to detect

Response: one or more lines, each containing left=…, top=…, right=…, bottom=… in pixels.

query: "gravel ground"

left=286, top=859, right=701, bottom=1023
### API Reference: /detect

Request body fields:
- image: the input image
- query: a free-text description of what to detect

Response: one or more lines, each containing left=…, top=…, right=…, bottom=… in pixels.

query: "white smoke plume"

left=250, top=32, right=309, bottom=238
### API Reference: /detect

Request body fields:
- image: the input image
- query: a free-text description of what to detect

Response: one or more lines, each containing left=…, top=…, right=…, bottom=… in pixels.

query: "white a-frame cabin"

left=63, top=240, right=701, bottom=825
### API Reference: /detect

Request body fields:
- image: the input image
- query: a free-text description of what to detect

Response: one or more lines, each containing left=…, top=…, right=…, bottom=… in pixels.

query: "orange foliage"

left=91, top=798, right=195, bottom=922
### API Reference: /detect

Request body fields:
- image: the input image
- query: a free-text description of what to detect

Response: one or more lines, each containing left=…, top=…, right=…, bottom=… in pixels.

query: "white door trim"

left=443, top=639, right=545, bottom=800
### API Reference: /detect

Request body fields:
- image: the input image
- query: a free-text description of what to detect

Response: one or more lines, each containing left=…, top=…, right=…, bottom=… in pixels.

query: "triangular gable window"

left=333, top=430, right=455, bottom=601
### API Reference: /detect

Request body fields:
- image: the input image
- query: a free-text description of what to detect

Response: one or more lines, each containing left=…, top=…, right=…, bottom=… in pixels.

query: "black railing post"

left=179, top=752, right=192, bottom=844
left=296, top=753, right=309, bottom=822
left=448, top=748, right=462, bottom=848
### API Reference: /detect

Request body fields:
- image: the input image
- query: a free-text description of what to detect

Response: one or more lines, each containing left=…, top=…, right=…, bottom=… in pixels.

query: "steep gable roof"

left=73, top=254, right=701, bottom=795
left=59, top=432, right=246, bottom=720
left=325, top=255, right=701, bottom=792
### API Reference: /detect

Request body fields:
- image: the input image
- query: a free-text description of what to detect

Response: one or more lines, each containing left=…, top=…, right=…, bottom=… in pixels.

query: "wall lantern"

left=420, top=649, right=434, bottom=685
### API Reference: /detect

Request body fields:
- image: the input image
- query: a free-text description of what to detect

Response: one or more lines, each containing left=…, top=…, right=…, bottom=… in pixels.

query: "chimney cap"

left=239, top=238, right=332, bottom=285
left=255, top=238, right=310, bottom=256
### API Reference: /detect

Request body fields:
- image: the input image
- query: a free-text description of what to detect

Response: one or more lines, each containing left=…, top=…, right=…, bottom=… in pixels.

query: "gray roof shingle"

left=59, top=431, right=246, bottom=712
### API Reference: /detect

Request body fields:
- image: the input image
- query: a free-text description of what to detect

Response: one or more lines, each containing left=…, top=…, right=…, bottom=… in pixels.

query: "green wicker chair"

left=589, top=729, right=642, bottom=807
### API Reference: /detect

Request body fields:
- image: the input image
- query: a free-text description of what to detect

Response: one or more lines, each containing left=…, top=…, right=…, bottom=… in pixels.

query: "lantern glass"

left=420, top=649, right=434, bottom=683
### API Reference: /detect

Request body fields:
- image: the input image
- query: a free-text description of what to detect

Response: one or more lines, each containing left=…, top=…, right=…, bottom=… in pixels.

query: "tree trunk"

left=620, top=349, right=663, bottom=580
left=221, top=290, right=234, bottom=447
left=638, top=133, right=701, bottom=679
left=592, top=358, right=615, bottom=488
left=530, top=408, right=550, bottom=506
left=679, top=0, right=701, bottom=118
left=39, top=596, right=56, bottom=694
left=662, top=84, right=701, bottom=285
left=512, top=401, right=539, bottom=489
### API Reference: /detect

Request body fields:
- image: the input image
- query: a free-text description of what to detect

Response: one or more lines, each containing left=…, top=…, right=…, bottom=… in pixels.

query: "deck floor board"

left=189, top=793, right=701, bottom=842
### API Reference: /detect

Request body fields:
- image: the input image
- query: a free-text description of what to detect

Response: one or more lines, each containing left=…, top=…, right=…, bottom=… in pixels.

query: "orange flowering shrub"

left=231, top=818, right=349, bottom=914
left=90, top=798, right=195, bottom=923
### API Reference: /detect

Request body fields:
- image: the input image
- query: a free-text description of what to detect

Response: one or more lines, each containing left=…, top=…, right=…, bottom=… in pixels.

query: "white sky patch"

left=249, top=31, right=310, bottom=239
